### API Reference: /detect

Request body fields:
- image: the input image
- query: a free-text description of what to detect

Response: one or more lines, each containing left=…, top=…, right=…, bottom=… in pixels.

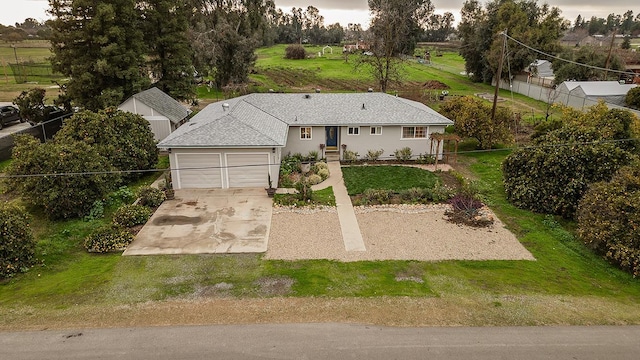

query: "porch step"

left=325, top=154, right=340, bottom=162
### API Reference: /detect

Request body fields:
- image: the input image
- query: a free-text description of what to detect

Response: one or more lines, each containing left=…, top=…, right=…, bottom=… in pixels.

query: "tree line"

left=572, top=11, right=640, bottom=36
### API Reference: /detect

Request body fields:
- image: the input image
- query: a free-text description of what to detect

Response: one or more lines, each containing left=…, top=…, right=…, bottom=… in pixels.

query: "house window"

left=370, top=126, right=382, bottom=135
left=300, top=127, right=312, bottom=140
left=347, top=126, right=360, bottom=135
left=402, top=126, right=427, bottom=139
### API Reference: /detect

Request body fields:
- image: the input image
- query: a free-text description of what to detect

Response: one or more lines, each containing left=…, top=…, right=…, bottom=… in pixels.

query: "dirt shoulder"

left=2, top=295, right=640, bottom=331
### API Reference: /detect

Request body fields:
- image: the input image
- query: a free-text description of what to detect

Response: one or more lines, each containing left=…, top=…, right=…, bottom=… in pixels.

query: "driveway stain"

left=215, top=232, right=236, bottom=241
left=217, top=207, right=235, bottom=216
left=248, top=225, right=267, bottom=236
left=153, top=215, right=203, bottom=226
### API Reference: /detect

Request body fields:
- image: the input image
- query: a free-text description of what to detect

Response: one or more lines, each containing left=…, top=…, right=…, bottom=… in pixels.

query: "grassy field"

left=1, top=43, right=639, bottom=329
left=0, top=41, right=60, bottom=102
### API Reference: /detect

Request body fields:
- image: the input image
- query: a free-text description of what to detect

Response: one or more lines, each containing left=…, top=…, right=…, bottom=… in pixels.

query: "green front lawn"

left=341, top=166, right=440, bottom=195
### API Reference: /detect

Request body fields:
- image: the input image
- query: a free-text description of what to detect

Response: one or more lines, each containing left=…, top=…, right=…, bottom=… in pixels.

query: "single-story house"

left=556, top=81, right=638, bottom=107
left=118, top=87, right=191, bottom=141
left=559, top=30, right=597, bottom=47
left=158, top=93, right=454, bottom=190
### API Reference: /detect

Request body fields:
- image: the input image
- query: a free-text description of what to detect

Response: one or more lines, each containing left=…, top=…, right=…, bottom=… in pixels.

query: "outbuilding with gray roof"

left=118, top=87, right=191, bottom=141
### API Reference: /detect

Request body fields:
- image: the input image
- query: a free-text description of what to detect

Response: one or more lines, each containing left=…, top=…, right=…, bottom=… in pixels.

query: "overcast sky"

left=0, top=0, right=637, bottom=30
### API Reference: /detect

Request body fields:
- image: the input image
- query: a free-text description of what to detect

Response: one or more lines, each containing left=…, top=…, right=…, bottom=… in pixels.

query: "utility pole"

left=491, top=30, right=507, bottom=123
left=603, top=28, right=617, bottom=81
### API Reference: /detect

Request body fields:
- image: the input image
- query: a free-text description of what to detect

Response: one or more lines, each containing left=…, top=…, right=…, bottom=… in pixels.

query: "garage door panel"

left=227, top=153, right=270, bottom=188
left=176, top=153, right=222, bottom=189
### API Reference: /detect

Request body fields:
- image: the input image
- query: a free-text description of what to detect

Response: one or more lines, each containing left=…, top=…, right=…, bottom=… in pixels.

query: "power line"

left=1, top=138, right=637, bottom=179
left=503, top=33, right=636, bottom=76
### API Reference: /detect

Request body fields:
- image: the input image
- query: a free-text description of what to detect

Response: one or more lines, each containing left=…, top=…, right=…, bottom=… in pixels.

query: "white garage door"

left=176, top=153, right=223, bottom=189
left=227, top=153, right=270, bottom=188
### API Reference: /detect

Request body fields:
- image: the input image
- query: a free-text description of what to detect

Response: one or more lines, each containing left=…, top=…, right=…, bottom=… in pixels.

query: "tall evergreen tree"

left=143, top=0, right=195, bottom=101
left=189, top=0, right=264, bottom=88
left=48, top=0, right=149, bottom=110
left=458, top=0, right=566, bottom=84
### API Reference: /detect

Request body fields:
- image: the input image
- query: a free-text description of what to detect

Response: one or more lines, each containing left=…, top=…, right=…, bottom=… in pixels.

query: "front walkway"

left=323, top=161, right=366, bottom=252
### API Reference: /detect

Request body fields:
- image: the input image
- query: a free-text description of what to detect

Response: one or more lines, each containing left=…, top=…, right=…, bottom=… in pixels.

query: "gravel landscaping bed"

left=266, top=205, right=535, bottom=262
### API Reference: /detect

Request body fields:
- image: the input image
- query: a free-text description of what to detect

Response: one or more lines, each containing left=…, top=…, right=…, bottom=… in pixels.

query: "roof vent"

left=222, top=103, right=230, bottom=111
left=304, top=94, right=311, bottom=99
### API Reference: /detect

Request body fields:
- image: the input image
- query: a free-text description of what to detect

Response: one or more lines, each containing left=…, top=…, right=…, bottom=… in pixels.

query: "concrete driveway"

left=124, top=188, right=272, bottom=255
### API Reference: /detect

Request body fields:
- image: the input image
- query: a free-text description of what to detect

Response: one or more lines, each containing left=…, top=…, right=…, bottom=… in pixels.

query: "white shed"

left=118, top=87, right=191, bottom=141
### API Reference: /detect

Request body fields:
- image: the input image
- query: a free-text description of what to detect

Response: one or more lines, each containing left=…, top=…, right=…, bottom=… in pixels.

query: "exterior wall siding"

left=147, top=118, right=172, bottom=141
left=284, top=125, right=448, bottom=160
left=283, top=126, right=325, bottom=157
left=119, top=98, right=172, bottom=141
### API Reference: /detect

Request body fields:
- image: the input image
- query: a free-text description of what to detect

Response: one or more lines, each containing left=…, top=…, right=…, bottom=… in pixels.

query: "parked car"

left=0, top=105, right=24, bottom=129
left=44, top=106, right=72, bottom=122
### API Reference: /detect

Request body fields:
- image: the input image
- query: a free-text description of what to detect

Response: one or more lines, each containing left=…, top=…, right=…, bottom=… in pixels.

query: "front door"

left=325, top=126, right=338, bottom=148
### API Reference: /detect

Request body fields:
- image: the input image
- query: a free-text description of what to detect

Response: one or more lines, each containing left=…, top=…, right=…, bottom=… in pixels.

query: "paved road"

left=2, top=324, right=639, bottom=359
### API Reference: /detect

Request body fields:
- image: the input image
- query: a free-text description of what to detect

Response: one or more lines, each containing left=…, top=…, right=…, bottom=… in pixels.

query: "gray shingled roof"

left=132, top=87, right=190, bottom=124
left=159, top=93, right=453, bottom=148
left=560, top=81, right=637, bottom=96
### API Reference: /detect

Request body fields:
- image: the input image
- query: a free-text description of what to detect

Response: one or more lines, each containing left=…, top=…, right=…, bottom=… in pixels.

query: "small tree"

left=621, top=36, right=631, bottom=50
left=6, top=135, right=119, bottom=219
left=12, top=88, right=47, bottom=124
left=439, top=96, right=513, bottom=149
left=576, top=163, right=640, bottom=277
left=0, top=202, right=36, bottom=278
left=626, top=87, right=640, bottom=110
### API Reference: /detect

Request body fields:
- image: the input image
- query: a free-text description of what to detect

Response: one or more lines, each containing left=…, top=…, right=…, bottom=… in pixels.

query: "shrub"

left=430, top=183, right=455, bottom=202
left=110, top=186, right=135, bottom=204
left=285, top=44, right=307, bottom=59
left=626, top=87, right=640, bottom=109
left=448, top=193, right=483, bottom=214
left=295, top=179, right=313, bottom=202
left=280, top=154, right=301, bottom=175
left=137, top=186, right=166, bottom=208
left=307, top=174, right=323, bottom=185
left=445, top=191, right=493, bottom=228
left=6, top=135, right=119, bottom=219
left=503, top=126, right=633, bottom=219
left=363, top=189, right=394, bottom=204
left=416, top=153, right=435, bottom=164
left=83, top=200, right=105, bottom=221
left=112, top=204, right=152, bottom=228
left=576, top=164, right=640, bottom=277
left=394, top=147, right=413, bottom=161
left=343, top=150, right=359, bottom=162
left=54, top=109, right=158, bottom=180
left=400, top=187, right=429, bottom=203
left=306, top=151, right=319, bottom=161
left=0, top=202, right=36, bottom=278
left=84, top=224, right=135, bottom=253
left=366, top=149, right=384, bottom=161
left=317, top=168, right=330, bottom=180
left=314, top=161, right=328, bottom=170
